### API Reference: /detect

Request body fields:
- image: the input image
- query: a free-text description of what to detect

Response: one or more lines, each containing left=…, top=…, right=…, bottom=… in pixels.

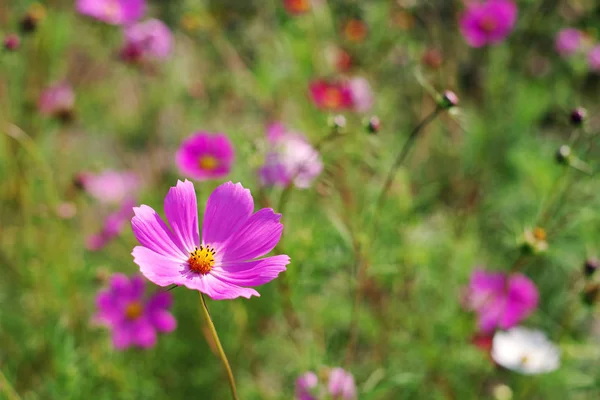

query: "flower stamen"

left=125, top=302, right=143, bottom=320
left=189, top=245, right=216, bottom=275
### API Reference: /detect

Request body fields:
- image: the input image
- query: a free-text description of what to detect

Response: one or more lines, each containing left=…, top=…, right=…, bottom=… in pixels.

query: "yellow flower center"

left=519, top=354, right=530, bottom=366
left=125, top=302, right=143, bottom=320
left=533, top=227, right=546, bottom=241
left=324, top=87, right=342, bottom=109
left=198, top=155, right=219, bottom=171
left=188, top=245, right=216, bottom=275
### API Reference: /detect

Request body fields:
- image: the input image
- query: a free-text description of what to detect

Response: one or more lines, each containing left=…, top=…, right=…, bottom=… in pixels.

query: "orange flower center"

left=479, top=16, right=497, bottom=33
left=125, top=302, right=143, bottom=320
left=324, top=87, right=342, bottom=109
left=533, top=227, right=546, bottom=241
left=198, top=155, right=219, bottom=171
left=188, top=245, right=216, bottom=275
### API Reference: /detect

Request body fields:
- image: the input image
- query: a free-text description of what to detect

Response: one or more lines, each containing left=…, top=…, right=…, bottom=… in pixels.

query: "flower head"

left=284, top=0, right=311, bottom=15
left=3, top=34, right=20, bottom=51
left=309, top=80, right=354, bottom=111
left=460, top=0, right=517, bottom=48
left=77, top=170, right=140, bottom=205
left=296, top=372, right=319, bottom=400
left=38, top=82, right=75, bottom=121
left=343, top=19, right=368, bottom=42
left=175, top=132, right=234, bottom=181
left=328, top=368, right=357, bottom=399
left=588, top=45, right=600, bottom=72
left=295, top=368, right=357, bottom=400
left=76, top=0, right=145, bottom=25
left=120, top=19, right=172, bottom=64
left=555, top=28, right=582, bottom=57
left=465, top=269, right=538, bottom=333
left=87, top=198, right=136, bottom=251
left=491, top=327, right=560, bottom=375
left=94, top=273, right=176, bottom=350
left=131, top=180, right=290, bottom=300
left=259, top=123, right=323, bottom=189
left=348, top=77, right=374, bottom=113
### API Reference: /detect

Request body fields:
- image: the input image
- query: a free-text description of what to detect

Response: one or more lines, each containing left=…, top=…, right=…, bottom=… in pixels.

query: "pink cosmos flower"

left=465, top=269, right=539, bottom=333
left=296, top=372, right=319, bottom=400
left=309, top=80, right=353, bottom=111
left=348, top=77, right=374, bottom=113
left=259, top=123, right=323, bottom=189
left=131, top=180, right=290, bottom=300
left=77, top=170, right=140, bottom=205
left=328, top=368, right=357, bottom=399
left=87, top=198, right=136, bottom=251
left=588, top=45, right=600, bottom=72
left=295, top=368, right=357, bottom=400
left=555, top=28, right=582, bottom=57
left=175, top=132, right=235, bottom=181
left=38, top=82, right=75, bottom=119
left=120, top=19, right=172, bottom=64
left=460, top=0, right=517, bottom=48
left=76, top=0, right=145, bottom=25
left=94, top=273, right=176, bottom=350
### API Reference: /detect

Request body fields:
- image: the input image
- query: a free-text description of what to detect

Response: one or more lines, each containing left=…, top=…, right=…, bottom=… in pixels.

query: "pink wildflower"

left=175, top=132, right=235, bottom=181
left=460, top=0, right=517, bottom=47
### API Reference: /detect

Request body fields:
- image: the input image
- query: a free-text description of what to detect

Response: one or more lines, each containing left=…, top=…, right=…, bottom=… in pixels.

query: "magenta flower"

left=38, top=82, right=75, bottom=119
left=94, top=273, right=176, bottom=350
left=465, top=269, right=539, bottom=333
left=87, top=198, right=136, bottom=251
left=296, top=372, right=319, bottom=400
left=120, top=19, right=172, bottom=64
left=328, top=368, right=357, bottom=399
left=588, top=45, right=600, bottom=72
left=259, top=123, right=323, bottom=189
left=175, top=132, right=235, bottom=181
left=309, top=80, right=354, bottom=110
left=295, top=368, right=357, bottom=400
left=131, top=180, right=290, bottom=300
left=76, top=0, right=145, bottom=25
left=348, top=77, right=374, bottom=113
left=460, top=0, right=517, bottom=48
left=77, top=170, right=140, bottom=205
left=555, top=28, right=582, bottom=57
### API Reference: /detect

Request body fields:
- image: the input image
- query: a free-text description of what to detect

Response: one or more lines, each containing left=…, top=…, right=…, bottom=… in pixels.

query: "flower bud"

left=555, top=145, right=571, bottom=165
left=584, top=257, right=599, bottom=278
left=328, top=114, right=347, bottom=133
left=3, top=34, right=20, bottom=51
left=439, top=90, right=459, bottom=109
left=570, top=107, right=586, bottom=126
left=365, top=116, right=380, bottom=134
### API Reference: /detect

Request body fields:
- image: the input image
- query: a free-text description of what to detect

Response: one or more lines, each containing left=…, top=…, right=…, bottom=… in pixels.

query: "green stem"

left=0, top=369, right=21, bottom=400
left=199, top=293, right=239, bottom=400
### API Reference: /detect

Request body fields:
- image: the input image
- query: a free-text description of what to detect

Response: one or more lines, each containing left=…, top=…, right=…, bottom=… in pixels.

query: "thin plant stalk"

left=199, top=293, right=239, bottom=400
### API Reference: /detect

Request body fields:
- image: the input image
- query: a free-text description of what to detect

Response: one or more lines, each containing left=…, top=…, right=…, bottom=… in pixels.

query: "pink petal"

left=164, top=180, right=200, bottom=253
left=220, top=209, right=283, bottom=263
left=132, top=246, right=186, bottom=287
left=131, top=205, right=187, bottom=259
left=112, top=326, right=133, bottom=350
left=147, top=291, right=173, bottom=310
left=202, top=182, right=254, bottom=248
left=180, top=274, right=260, bottom=300
left=131, top=319, right=157, bottom=348
left=150, top=310, right=177, bottom=332
left=213, top=255, right=290, bottom=286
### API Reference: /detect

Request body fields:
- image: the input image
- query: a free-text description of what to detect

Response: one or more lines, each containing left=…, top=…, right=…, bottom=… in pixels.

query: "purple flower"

left=465, top=269, right=539, bottom=333
left=120, top=19, right=172, bottom=64
left=87, top=198, right=136, bottom=251
left=555, top=28, right=582, bottom=57
left=77, top=170, right=140, bottom=205
left=296, top=372, right=319, bottom=400
left=588, top=45, right=600, bottom=72
left=460, top=0, right=517, bottom=48
left=259, top=123, right=323, bottom=189
left=131, top=180, right=290, bottom=300
left=175, top=132, right=235, bottom=181
left=94, top=273, right=176, bottom=350
left=38, top=82, right=75, bottom=119
left=348, top=77, right=374, bottom=113
left=328, top=368, right=357, bottom=399
left=76, top=0, right=145, bottom=25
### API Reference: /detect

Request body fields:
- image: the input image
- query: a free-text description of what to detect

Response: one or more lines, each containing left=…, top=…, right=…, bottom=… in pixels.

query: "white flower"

left=491, top=327, right=560, bottom=375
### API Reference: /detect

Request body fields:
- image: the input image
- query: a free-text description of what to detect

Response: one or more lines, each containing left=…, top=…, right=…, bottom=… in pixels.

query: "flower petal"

left=178, top=274, right=260, bottom=300
left=150, top=310, right=177, bottom=333
left=131, top=205, right=187, bottom=259
left=132, top=246, right=186, bottom=287
left=112, top=325, right=133, bottom=350
left=131, top=319, right=157, bottom=348
left=212, top=255, right=290, bottom=286
left=202, top=182, right=254, bottom=248
left=220, top=209, right=283, bottom=263
left=164, top=180, right=200, bottom=253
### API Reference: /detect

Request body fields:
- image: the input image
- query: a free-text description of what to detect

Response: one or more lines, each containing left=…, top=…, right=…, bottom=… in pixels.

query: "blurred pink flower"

left=465, top=269, right=538, bottom=333
left=94, top=273, right=176, bottom=350
left=296, top=372, right=319, bottom=400
left=348, top=77, right=374, bottom=113
left=176, top=132, right=234, bottom=181
left=87, top=198, right=136, bottom=251
left=309, top=80, right=353, bottom=111
left=555, top=28, right=582, bottom=57
left=77, top=170, right=140, bottom=205
left=259, top=123, right=323, bottom=189
left=120, top=19, right=172, bottom=64
left=38, top=82, right=75, bottom=119
left=460, top=0, right=517, bottom=47
left=328, top=368, right=357, bottom=399
left=295, top=368, right=357, bottom=400
left=131, top=180, right=290, bottom=299
left=76, top=0, right=145, bottom=25
left=588, top=45, right=600, bottom=72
